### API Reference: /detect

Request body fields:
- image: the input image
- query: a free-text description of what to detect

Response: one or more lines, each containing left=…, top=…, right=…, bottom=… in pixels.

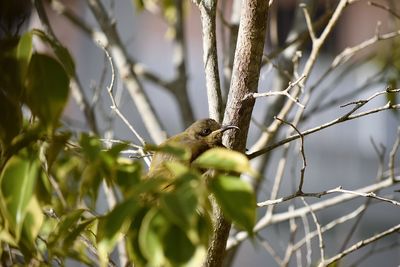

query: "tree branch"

left=194, top=0, right=224, bottom=122
left=204, top=0, right=269, bottom=266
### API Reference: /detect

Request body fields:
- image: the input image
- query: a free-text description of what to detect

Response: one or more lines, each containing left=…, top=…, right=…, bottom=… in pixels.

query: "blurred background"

left=22, top=0, right=400, bottom=266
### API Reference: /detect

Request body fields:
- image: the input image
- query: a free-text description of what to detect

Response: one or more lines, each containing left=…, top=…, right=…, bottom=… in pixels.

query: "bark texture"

left=204, top=0, right=269, bottom=266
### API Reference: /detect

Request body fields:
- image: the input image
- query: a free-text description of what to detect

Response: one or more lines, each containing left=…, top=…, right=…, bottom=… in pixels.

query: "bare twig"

left=282, top=205, right=298, bottom=267
left=301, top=198, right=325, bottom=265
left=250, top=0, right=353, bottom=156
left=97, top=43, right=146, bottom=147
left=227, top=176, right=398, bottom=250
left=244, top=75, right=306, bottom=109
left=257, top=186, right=342, bottom=207
left=248, top=88, right=400, bottom=159
left=389, top=127, right=400, bottom=182
left=256, top=234, right=283, bottom=266
left=368, top=1, right=400, bottom=20
left=300, top=4, right=316, bottom=42
left=294, top=204, right=367, bottom=252
left=322, top=223, right=400, bottom=266
left=331, top=187, right=400, bottom=206
left=275, top=117, right=307, bottom=192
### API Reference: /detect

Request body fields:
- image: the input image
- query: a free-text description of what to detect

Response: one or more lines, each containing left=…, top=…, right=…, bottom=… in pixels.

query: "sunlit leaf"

left=0, top=153, right=39, bottom=241
left=21, top=196, right=44, bottom=247
left=209, top=175, right=256, bottom=234
left=16, top=31, right=33, bottom=77
left=193, top=147, right=256, bottom=175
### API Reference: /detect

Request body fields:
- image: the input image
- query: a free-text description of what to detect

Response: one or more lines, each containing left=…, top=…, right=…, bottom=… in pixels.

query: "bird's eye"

left=200, top=128, right=212, bottom=136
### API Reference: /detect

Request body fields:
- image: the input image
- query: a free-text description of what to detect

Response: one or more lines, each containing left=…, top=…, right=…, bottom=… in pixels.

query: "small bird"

left=147, top=118, right=238, bottom=180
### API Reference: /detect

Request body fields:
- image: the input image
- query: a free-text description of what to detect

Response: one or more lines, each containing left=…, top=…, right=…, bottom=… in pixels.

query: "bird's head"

left=185, top=118, right=239, bottom=148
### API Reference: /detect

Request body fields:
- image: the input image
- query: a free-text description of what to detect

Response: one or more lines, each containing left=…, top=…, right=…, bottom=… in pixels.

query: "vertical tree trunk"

left=204, top=0, right=269, bottom=266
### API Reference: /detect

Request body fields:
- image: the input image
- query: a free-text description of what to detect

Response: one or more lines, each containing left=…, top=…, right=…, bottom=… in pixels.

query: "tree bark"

left=204, top=0, right=269, bottom=266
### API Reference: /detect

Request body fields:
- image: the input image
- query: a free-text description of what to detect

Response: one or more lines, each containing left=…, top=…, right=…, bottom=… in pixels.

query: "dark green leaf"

left=163, top=224, right=195, bottom=264
left=32, top=29, right=75, bottom=76
left=139, top=208, right=168, bottom=265
left=209, top=175, right=256, bottom=234
left=25, top=53, right=70, bottom=129
left=160, top=182, right=198, bottom=230
left=0, top=92, right=22, bottom=148
left=115, top=161, right=142, bottom=195
left=80, top=134, right=102, bottom=161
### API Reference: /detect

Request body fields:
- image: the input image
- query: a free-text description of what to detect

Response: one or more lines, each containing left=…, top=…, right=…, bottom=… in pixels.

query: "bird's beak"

left=219, top=125, right=240, bottom=133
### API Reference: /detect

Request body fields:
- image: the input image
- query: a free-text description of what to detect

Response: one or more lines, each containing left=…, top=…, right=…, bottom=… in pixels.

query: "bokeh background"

left=27, top=0, right=400, bottom=266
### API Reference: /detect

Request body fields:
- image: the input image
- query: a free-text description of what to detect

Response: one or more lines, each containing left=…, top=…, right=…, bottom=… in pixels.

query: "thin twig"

left=322, top=223, right=400, bottom=266
left=368, top=1, right=400, bottom=20
left=300, top=4, right=316, bottom=42
left=257, top=186, right=342, bottom=207
left=274, top=117, right=307, bottom=192
left=248, top=88, right=400, bottom=159
left=294, top=204, right=367, bottom=252
left=332, top=187, right=400, bottom=206
left=97, top=42, right=146, bottom=147
left=245, top=75, right=306, bottom=109
left=301, top=197, right=326, bottom=265
left=300, top=213, right=311, bottom=267
left=389, top=127, right=400, bottom=182
left=282, top=205, right=298, bottom=267
left=256, top=234, right=283, bottom=265
left=227, top=176, right=398, bottom=250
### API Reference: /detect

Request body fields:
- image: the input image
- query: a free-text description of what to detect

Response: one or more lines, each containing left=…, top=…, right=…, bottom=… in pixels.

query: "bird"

left=146, top=118, right=238, bottom=180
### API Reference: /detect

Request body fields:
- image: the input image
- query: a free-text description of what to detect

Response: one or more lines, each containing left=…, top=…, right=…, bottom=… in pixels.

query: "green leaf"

left=32, top=29, right=75, bottom=77
left=20, top=196, right=44, bottom=247
left=209, top=175, right=256, bottom=234
left=163, top=224, right=196, bottom=264
left=49, top=209, right=85, bottom=245
left=80, top=133, right=102, bottom=161
left=0, top=153, right=39, bottom=241
left=25, top=53, right=70, bottom=129
left=16, top=31, right=33, bottom=77
left=145, top=142, right=192, bottom=162
left=0, top=92, right=22, bottom=148
left=139, top=208, right=168, bottom=266
left=193, top=148, right=256, bottom=175
left=160, top=182, right=198, bottom=230
left=115, top=161, right=142, bottom=196
left=97, top=198, right=138, bottom=266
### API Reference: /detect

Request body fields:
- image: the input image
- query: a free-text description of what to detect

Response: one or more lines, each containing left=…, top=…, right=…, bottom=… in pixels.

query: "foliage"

left=0, top=30, right=256, bottom=267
